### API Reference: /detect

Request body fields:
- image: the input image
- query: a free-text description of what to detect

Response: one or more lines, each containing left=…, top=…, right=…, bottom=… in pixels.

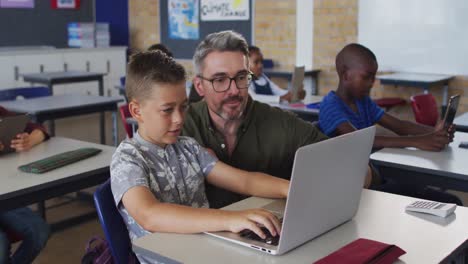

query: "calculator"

left=405, top=200, right=457, bottom=217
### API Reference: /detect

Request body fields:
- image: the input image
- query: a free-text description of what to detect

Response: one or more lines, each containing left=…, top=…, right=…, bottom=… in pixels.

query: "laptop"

left=205, top=126, right=376, bottom=255
left=289, top=66, right=305, bottom=103
left=0, top=114, right=30, bottom=155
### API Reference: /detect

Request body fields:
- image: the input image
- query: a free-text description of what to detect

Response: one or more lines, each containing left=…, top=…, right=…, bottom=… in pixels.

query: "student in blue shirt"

left=319, top=43, right=461, bottom=205
left=319, top=43, right=455, bottom=151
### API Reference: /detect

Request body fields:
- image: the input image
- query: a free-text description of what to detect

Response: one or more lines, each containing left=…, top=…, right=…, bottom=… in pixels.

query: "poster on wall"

left=51, top=0, right=80, bottom=9
left=168, top=0, right=199, bottom=40
left=201, top=0, right=249, bottom=21
left=0, top=0, right=34, bottom=8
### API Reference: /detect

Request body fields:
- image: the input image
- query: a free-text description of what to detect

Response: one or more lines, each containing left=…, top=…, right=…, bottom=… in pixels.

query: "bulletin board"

left=160, top=0, right=253, bottom=59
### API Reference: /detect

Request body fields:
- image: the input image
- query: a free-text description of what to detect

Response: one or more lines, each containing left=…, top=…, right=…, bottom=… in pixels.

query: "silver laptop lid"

left=277, top=126, right=375, bottom=254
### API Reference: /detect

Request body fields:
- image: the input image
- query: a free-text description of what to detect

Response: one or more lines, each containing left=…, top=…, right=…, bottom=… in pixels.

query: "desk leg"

left=112, top=111, right=118, bottom=146
left=38, top=201, right=46, bottom=220
left=98, top=78, right=106, bottom=144
left=48, top=83, right=55, bottom=136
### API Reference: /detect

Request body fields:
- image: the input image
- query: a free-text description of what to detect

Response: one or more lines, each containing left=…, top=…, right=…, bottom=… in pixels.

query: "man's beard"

left=214, top=95, right=246, bottom=121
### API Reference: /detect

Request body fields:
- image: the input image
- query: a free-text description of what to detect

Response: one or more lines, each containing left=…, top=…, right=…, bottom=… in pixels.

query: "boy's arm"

left=206, top=162, right=290, bottom=199
left=122, top=186, right=281, bottom=239
left=378, top=113, right=434, bottom=135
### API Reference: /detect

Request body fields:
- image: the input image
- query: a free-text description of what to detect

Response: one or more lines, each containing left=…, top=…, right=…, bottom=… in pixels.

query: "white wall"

left=359, top=0, right=468, bottom=76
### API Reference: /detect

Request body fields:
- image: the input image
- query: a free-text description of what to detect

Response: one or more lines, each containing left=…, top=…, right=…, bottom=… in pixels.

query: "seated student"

left=319, top=43, right=455, bottom=150
left=319, top=43, right=461, bottom=205
left=248, top=45, right=305, bottom=103
left=111, top=51, right=289, bottom=264
left=0, top=106, right=50, bottom=264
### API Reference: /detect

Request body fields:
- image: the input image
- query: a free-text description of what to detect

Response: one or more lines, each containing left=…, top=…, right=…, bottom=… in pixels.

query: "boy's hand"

left=416, top=129, right=451, bottom=151
left=226, top=209, right=281, bottom=239
left=10, top=133, right=33, bottom=152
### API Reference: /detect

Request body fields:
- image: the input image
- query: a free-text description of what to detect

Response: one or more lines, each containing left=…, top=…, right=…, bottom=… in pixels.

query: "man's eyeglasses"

left=197, top=72, right=253, bottom=93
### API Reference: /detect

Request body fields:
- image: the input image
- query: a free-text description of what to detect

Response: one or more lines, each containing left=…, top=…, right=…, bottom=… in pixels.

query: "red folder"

left=314, top=238, right=406, bottom=264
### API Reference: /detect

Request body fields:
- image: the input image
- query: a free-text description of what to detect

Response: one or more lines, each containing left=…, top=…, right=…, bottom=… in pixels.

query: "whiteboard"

left=358, top=0, right=468, bottom=76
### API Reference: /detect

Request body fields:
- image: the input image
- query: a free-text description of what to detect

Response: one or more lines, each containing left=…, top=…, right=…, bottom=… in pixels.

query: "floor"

left=7, top=102, right=467, bottom=263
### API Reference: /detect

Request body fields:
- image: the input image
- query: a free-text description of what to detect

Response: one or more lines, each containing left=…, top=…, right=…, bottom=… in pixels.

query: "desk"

left=22, top=71, right=108, bottom=136
left=22, top=71, right=106, bottom=96
left=370, top=132, right=468, bottom=192
left=455, top=112, right=468, bottom=133
left=133, top=190, right=468, bottom=263
left=269, top=95, right=322, bottom=122
left=264, top=67, right=321, bottom=95
left=377, top=72, right=454, bottom=113
left=0, top=137, right=115, bottom=228
left=0, top=95, right=124, bottom=146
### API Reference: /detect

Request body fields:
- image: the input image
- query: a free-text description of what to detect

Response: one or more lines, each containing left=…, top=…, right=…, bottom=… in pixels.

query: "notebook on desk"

left=0, top=114, right=30, bottom=155
left=205, top=126, right=376, bottom=255
left=18, top=148, right=102, bottom=173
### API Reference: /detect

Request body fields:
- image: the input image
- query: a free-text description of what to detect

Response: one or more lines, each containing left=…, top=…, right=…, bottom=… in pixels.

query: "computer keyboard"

left=239, top=227, right=280, bottom=246
left=18, top=148, right=102, bottom=174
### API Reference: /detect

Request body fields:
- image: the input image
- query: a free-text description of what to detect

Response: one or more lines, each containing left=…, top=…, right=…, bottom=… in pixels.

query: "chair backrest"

left=94, top=180, right=134, bottom=264
left=410, top=93, right=439, bottom=126
left=263, top=58, right=274, bottom=69
left=0, top=87, right=51, bottom=101
left=119, top=104, right=133, bottom=138
left=120, top=76, right=126, bottom=86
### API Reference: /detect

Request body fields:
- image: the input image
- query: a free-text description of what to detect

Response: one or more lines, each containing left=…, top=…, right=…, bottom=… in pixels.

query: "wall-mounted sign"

left=51, top=0, right=80, bottom=9
left=201, top=0, right=249, bottom=21
left=0, top=0, right=34, bottom=8
left=168, top=0, right=199, bottom=40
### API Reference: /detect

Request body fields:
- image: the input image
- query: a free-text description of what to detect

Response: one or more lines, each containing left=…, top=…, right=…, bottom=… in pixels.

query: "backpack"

left=81, top=236, right=114, bottom=264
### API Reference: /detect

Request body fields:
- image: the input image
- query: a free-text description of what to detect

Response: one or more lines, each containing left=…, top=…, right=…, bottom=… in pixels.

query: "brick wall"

left=129, top=0, right=467, bottom=115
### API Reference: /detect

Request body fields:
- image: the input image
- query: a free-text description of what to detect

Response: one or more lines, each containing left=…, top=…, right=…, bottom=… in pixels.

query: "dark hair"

left=248, top=45, right=261, bottom=55
left=126, top=50, right=186, bottom=102
left=147, top=43, right=173, bottom=58
left=335, top=43, right=377, bottom=75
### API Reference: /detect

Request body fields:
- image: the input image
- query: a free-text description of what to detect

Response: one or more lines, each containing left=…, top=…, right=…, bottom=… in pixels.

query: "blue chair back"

left=0, top=87, right=51, bottom=101
left=120, top=77, right=126, bottom=86
left=94, top=180, right=136, bottom=264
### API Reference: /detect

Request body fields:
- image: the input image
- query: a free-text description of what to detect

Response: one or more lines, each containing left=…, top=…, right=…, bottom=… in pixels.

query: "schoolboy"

left=110, top=51, right=289, bottom=264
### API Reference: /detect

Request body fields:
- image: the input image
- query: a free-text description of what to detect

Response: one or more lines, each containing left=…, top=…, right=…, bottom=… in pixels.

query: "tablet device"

left=289, top=66, right=305, bottom=103
left=443, top=94, right=460, bottom=128
left=0, top=114, right=30, bottom=154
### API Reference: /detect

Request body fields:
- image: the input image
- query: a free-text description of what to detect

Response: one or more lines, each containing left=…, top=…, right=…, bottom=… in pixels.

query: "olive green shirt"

left=182, top=98, right=328, bottom=208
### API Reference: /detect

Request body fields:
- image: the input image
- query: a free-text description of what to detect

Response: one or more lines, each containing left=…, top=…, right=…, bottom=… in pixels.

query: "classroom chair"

left=0, top=86, right=51, bottom=101
left=262, top=58, right=274, bottom=69
left=410, top=93, right=438, bottom=126
left=94, top=180, right=139, bottom=264
left=120, top=77, right=126, bottom=86
left=374, top=97, right=406, bottom=112
left=119, top=104, right=133, bottom=138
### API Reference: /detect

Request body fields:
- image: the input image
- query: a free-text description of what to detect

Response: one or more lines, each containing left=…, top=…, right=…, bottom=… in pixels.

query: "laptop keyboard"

left=18, top=148, right=102, bottom=174
left=240, top=227, right=280, bottom=246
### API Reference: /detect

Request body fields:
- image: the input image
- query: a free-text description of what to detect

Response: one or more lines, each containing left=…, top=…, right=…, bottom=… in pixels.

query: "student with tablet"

left=0, top=105, right=50, bottom=263
left=248, top=46, right=306, bottom=103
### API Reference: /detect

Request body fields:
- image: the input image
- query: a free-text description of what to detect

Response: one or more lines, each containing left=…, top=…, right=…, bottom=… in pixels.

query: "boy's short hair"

left=248, top=45, right=261, bottom=55
left=335, top=43, right=377, bottom=75
left=126, top=50, right=186, bottom=102
left=147, top=43, right=173, bottom=58
left=193, top=30, right=249, bottom=75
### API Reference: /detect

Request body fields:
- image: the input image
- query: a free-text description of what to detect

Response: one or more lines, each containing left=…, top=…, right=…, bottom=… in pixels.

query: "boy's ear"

left=193, top=76, right=206, bottom=96
left=128, top=100, right=142, bottom=122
